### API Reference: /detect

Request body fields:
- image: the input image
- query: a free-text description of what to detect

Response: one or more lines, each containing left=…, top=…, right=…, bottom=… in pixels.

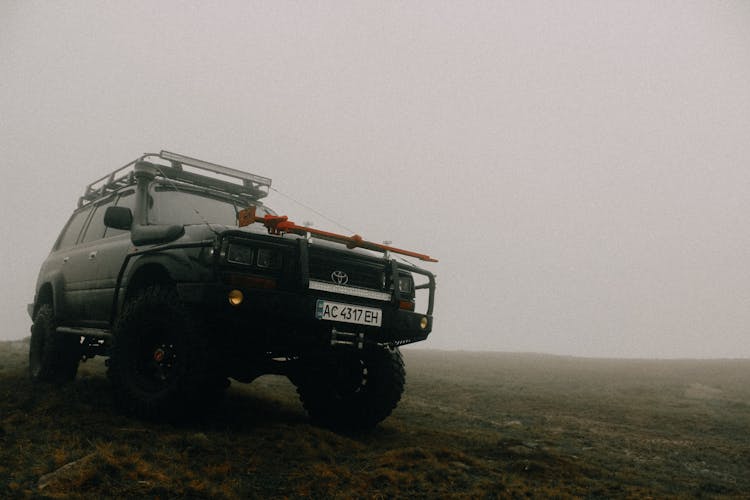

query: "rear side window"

left=56, top=207, right=92, bottom=250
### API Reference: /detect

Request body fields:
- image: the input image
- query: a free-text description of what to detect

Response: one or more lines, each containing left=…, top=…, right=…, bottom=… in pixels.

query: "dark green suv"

left=29, top=151, right=436, bottom=429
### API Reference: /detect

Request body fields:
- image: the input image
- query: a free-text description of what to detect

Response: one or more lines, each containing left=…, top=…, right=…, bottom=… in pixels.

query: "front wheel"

left=292, top=346, right=405, bottom=431
left=107, top=285, right=221, bottom=420
left=29, top=304, right=80, bottom=383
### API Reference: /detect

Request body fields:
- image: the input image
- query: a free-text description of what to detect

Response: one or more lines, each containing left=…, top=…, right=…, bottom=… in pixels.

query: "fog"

left=2, top=1, right=749, bottom=358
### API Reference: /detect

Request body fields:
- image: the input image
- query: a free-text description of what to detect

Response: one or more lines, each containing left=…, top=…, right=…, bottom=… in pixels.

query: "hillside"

left=1, top=339, right=749, bottom=498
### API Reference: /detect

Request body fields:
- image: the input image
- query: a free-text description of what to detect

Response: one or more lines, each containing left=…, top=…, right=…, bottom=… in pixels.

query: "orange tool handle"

left=238, top=207, right=438, bottom=263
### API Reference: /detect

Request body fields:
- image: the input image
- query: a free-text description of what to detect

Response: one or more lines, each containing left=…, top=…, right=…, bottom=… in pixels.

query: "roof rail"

left=79, top=161, right=137, bottom=207
left=78, top=151, right=272, bottom=207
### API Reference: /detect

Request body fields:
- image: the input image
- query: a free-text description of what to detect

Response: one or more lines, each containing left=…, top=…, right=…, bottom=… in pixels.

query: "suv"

left=29, top=151, right=436, bottom=429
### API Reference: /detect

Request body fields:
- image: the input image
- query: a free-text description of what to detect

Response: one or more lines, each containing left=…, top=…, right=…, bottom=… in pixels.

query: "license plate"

left=315, top=300, right=382, bottom=327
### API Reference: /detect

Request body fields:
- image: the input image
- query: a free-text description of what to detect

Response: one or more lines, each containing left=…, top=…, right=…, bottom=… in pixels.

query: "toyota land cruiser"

left=29, top=151, right=436, bottom=429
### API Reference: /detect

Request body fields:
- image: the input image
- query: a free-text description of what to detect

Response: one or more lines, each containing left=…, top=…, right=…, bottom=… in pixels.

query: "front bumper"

left=177, top=281, right=432, bottom=352
left=175, top=236, right=436, bottom=354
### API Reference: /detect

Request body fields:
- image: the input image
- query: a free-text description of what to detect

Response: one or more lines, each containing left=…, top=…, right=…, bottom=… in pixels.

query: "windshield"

left=149, top=186, right=273, bottom=226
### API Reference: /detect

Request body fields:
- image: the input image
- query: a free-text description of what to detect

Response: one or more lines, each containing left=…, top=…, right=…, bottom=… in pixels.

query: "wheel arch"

left=123, top=262, right=175, bottom=301
left=111, top=260, right=175, bottom=324
left=32, top=271, right=65, bottom=321
left=33, top=283, right=54, bottom=319
left=111, top=246, right=213, bottom=325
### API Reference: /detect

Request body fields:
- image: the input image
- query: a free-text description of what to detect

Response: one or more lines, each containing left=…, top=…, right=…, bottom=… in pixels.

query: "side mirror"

left=104, top=206, right=133, bottom=230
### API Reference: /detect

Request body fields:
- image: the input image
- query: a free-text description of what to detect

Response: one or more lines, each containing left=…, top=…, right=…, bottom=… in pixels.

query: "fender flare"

left=33, top=270, right=65, bottom=321
left=110, top=244, right=210, bottom=324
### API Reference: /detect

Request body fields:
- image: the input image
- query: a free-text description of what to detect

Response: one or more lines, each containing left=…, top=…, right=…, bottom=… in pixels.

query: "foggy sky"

left=2, top=1, right=749, bottom=358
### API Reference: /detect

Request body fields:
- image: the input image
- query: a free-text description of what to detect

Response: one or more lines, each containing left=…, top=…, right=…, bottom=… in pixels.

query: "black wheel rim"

left=130, top=320, right=182, bottom=393
left=330, top=356, right=368, bottom=397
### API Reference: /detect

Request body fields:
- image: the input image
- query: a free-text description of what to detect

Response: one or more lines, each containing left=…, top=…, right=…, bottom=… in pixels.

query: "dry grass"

left=1, top=338, right=749, bottom=498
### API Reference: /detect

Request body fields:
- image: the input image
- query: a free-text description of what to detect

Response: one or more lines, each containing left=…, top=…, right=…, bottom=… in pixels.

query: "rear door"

left=74, top=196, right=117, bottom=325
left=55, top=206, right=94, bottom=323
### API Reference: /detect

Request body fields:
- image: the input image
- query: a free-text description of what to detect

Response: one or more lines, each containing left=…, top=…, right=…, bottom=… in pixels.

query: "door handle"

left=88, top=251, right=98, bottom=260
left=63, top=256, right=70, bottom=263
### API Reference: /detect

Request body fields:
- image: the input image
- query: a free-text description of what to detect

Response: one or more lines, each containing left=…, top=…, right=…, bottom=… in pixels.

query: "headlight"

left=398, top=275, right=413, bottom=293
left=227, top=244, right=254, bottom=266
left=257, top=248, right=282, bottom=269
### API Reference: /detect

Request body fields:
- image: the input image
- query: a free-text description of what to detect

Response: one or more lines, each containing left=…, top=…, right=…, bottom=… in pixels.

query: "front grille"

left=308, top=247, right=385, bottom=291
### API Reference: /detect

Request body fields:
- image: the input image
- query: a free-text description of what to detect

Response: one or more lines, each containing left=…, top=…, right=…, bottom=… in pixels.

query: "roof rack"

left=78, top=150, right=272, bottom=207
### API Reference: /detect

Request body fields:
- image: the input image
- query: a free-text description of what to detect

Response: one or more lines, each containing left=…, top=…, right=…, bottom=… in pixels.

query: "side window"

left=104, top=190, right=136, bottom=238
left=82, top=198, right=116, bottom=243
left=55, top=207, right=92, bottom=250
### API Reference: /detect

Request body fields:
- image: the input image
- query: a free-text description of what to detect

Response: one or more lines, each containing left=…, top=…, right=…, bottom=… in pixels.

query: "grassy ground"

left=1, top=339, right=749, bottom=498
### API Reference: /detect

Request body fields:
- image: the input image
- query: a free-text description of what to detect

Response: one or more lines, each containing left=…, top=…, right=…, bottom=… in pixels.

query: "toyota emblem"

left=331, top=270, right=349, bottom=285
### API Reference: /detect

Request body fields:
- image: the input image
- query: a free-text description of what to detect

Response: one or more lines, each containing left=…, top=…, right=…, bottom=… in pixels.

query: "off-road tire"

left=107, top=285, right=222, bottom=420
left=29, top=304, right=80, bottom=382
left=293, top=346, right=405, bottom=431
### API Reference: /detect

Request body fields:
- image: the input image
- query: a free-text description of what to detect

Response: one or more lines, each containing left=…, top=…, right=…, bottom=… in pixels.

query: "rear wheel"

left=29, top=304, right=80, bottom=382
left=293, top=346, right=405, bottom=431
left=107, top=285, right=221, bottom=420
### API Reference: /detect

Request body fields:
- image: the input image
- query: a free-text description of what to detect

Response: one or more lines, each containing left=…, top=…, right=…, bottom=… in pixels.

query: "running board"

left=56, top=326, right=113, bottom=340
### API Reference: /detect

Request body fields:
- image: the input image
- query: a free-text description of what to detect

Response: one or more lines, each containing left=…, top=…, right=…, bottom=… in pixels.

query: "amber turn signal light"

left=398, top=300, right=415, bottom=311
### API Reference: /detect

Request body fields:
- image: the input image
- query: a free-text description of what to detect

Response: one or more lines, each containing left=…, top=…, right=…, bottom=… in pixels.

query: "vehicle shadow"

left=2, top=364, right=311, bottom=433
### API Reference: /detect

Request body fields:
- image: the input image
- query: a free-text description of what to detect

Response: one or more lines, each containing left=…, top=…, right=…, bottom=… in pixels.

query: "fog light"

left=419, top=316, right=428, bottom=330
left=228, top=289, right=244, bottom=306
